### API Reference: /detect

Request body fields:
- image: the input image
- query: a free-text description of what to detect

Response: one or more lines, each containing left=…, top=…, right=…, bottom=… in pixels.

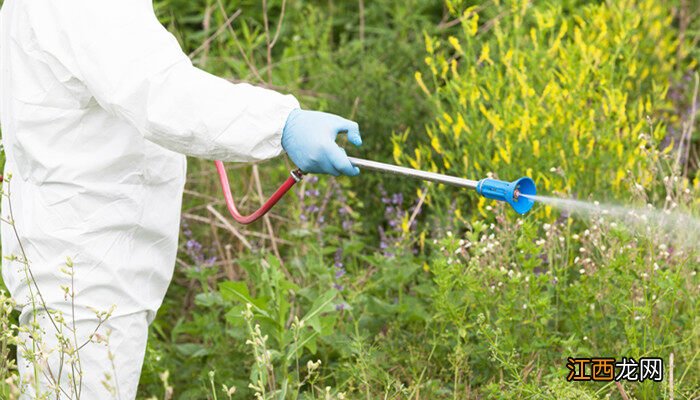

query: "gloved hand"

left=282, top=109, right=362, bottom=176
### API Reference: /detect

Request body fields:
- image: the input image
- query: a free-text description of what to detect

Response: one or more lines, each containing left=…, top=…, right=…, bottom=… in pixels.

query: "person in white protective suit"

left=0, top=0, right=363, bottom=398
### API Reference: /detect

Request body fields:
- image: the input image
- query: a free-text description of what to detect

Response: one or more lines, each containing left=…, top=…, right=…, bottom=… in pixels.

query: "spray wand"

left=215, top=157, right=536, bottom=225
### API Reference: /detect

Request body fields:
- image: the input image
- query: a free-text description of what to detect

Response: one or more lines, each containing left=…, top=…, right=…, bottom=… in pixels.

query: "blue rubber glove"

left=282, top=109, right=362, bottom=176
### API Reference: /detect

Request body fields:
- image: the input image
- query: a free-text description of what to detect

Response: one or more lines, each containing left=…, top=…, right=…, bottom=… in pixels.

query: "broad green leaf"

left=219, top=281, right=270, bottom=318
left=301, top=290, right=337, bottom=327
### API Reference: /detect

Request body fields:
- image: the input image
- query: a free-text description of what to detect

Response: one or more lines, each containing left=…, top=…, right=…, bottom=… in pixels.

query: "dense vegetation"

left=1, top=0, right=698, bottom=399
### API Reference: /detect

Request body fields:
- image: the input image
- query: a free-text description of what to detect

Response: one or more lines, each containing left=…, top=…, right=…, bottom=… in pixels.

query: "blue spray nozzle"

left=344, top=157, right=537, bottom=215
left=476, top=177, right=536, bottom=214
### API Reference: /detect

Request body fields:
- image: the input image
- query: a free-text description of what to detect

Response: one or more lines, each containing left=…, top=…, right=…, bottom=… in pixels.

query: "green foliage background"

left=1, top=0, right=699, bottom=399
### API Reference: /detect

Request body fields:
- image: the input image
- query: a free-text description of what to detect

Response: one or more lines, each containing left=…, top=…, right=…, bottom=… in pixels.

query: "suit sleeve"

left=27, top=0, right=299, bottom=162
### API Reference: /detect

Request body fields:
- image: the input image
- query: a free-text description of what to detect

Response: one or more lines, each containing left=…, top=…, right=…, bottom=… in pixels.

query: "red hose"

left=214, top=160, right=303, bottom=225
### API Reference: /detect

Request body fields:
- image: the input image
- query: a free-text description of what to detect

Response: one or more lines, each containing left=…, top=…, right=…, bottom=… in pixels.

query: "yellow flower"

left=401, top=215, right=410, bottom=233
left=530, top=28, right=538, bottom=50
left=424, top=56, right=437, bottom=75
left=448, top=36, right=463, bottom=55
left=392, top=142, right=401, bottom=163
left=424, top=33, right=434, bottom=55
left=464, top=8, right=479, bottom=37
left=477, top=43, right=494, bottom=65
left=450, top=59, right=459, bottom=78
left=478, top=104, right=504, bottom=131
left=415, top=72, right=430, bottom=96
left=477, top=196, right=487, bottom=218
left=498, top=141, right=511, bottom=165
left=586, top=138, right=595, bottom=157
left=548, top=20, right=568, bottom=56
left=431, top=136, right=443, bottom=155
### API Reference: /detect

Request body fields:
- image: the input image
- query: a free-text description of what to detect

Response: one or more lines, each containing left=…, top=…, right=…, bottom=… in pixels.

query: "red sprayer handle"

left=214, top=161, right=304, bottom=225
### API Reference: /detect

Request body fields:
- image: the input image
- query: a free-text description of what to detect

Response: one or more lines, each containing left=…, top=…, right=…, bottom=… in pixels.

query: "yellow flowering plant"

left=395, top=0, right=695, bottom=218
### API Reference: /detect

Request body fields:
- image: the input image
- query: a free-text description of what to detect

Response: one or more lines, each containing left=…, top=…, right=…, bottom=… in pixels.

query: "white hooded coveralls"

left=0, top=0, right=299, bottom=398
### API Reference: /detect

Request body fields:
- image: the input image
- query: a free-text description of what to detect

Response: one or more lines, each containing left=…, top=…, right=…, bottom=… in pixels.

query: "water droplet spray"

left=522, top=194, right=700, bottom=248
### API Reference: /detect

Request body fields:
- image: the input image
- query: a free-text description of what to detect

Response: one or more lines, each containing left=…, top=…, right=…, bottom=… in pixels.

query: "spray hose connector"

left=476, top=177, right=537, bottom=214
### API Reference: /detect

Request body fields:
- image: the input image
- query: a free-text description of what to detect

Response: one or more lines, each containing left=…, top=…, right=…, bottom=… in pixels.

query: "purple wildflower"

left=298, top=176, right=325, bottom=225
left=181, top=220, right=216, bottom=269
left=376, top=187, right=423, bottom=257
left=332, top=248, right=346, bottom=292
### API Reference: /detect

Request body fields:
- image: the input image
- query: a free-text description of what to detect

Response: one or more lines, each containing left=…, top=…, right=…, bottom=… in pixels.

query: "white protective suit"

left=0, top=0, right=299, bottom=398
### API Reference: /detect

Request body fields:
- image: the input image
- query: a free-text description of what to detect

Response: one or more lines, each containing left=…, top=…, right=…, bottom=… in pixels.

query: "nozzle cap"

left=510, top=177, right=536, bottom=214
